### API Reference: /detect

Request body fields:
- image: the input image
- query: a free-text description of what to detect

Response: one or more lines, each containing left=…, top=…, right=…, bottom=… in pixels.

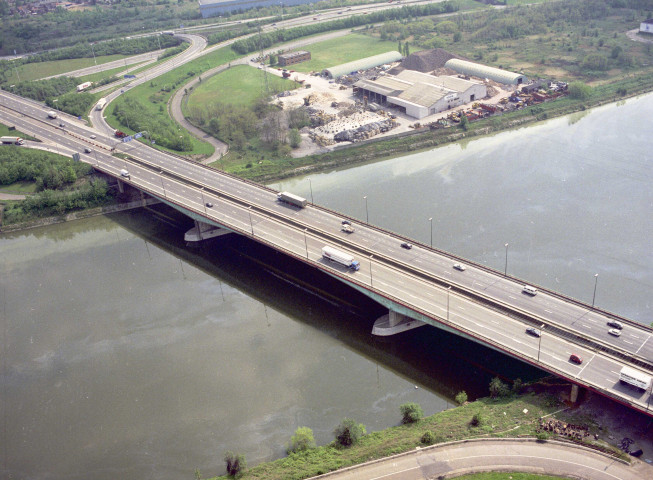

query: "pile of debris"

left=537, top=418, right=592, bottom=441
left=334, top=118, right=397, bottom=142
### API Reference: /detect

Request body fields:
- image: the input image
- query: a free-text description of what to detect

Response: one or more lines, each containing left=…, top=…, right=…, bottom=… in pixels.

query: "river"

left=2, top=93, right=652, bottom=479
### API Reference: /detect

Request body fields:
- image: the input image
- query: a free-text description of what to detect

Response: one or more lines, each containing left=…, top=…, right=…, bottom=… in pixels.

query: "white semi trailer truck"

left=322, top=246, right=360, bottom=271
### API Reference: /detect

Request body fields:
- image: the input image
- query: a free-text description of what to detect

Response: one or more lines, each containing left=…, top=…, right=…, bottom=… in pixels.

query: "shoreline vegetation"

left=203, top=378, right=631, bottom=480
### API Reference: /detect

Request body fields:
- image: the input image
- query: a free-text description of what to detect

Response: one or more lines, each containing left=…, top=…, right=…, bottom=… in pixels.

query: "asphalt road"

left=305, top=438, right=650, bottom=480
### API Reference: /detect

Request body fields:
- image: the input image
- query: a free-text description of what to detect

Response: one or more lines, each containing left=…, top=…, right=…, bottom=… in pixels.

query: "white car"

left=120, top=169, right=130, bottom=178
left=453, top=263, right=466, bottom=271
left=608, top=329, right=621, bottom=337
left=90, top=134, right=96, bottom=139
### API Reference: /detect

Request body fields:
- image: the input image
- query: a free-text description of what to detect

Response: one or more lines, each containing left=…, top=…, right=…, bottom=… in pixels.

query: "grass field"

left=3, top=54, right=130, bottom=83
left=288, top=33, right=410, bottom=73
left=186, top=65, right=301, bottom=108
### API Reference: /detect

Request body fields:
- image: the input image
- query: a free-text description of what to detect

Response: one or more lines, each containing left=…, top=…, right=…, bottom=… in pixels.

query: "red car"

left=569, top=354, right=583, bottom=364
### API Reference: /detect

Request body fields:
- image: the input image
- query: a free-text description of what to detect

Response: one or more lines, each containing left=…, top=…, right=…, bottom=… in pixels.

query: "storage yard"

left=252, top=49, right=569, bottom=157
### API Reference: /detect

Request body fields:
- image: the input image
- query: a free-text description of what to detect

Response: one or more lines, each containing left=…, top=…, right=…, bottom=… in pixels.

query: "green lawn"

left=187, top=64, right=301, bottom=108
left=3, top=54, right=130, bottom=83
left=0, top=181, right=38, bottom=195
left=288, top=33, right=410, bottom=73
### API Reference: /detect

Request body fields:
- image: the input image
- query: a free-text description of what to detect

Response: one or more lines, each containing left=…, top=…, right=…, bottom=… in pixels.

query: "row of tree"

left=0, top=147, right=92, bottom=188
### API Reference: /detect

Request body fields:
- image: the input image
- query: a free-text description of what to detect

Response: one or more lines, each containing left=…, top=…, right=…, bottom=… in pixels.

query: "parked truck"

left=114, top=130, right=127, bottom=138
left=619, top=366, right=652, bottom=391
left=277, top=191, right=307, bottom=208
left=96, top=98, right=107, bottom=110
left=321, top=246, right=360, bottom=271
left=0, top=136, right=24, bottom=145
left=47, top=111, right=58, bottom=119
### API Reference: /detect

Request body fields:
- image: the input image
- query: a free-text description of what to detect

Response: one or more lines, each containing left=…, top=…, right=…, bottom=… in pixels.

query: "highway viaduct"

left=1, top=86, right=653, bottom=419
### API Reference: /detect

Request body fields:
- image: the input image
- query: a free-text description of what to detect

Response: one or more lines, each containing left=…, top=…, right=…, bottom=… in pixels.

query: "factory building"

left=444, top=59, right=527, bottom=85
left=354, top=70, right=487, bottom=119
left=198, top=0, right=318, bottom=18
left=278, top=51, right=311, bottom=67
left=641, top=19, right=653, bottom=34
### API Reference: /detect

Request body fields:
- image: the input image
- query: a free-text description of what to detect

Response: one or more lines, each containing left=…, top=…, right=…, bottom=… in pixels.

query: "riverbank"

left=207, top=378, right=653, bottom=480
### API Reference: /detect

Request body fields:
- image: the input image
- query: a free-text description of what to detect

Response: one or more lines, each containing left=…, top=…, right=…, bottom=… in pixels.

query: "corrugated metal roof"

left=354, top=78, right=401, bottom=97
left=398, top=83, right=448, bottom=107
left=395, top=70, right=481, bottom=92
left=444, top=59, right=526, bottom=85
left=324, top=51, right=403, bottom=79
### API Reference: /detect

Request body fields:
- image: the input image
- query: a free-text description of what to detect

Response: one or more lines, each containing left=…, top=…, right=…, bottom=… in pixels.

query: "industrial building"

left=354, top=70, right=487, bottom=119
left=278, top=51, right=311, bottom=67
left=444, top=58, right=527, bottom=85
left=323, top=51, right=404, bottom=79
left=198, top=0, right=318, bottom=18
left=641, top=19, right=653, bottom=34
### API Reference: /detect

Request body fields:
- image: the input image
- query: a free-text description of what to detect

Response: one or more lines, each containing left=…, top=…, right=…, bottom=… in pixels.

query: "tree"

left=224, top=451, right=246, bottom=478
left=455, top=391, right=468, bottom=406
left=459, top=113, right=469, bottom=131
left=568, top=81, right=592, bottom=100
left=400, top=403, right=423, bottom=424
left=289, top=128, right=301, bottom=148
left=489, top=377, right=510, bottom=398
left=334, top=418, right=366, bottom=448
left=287, top=426, right=316, bottom=453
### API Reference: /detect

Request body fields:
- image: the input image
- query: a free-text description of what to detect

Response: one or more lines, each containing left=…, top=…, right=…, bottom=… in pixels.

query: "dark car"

left=526, top=327, right=541, bottom=337
left=341, top=220, right=351, bottom=225
left=607, top=320, right=623, bottom=329
left=400, top=242, right=412, bottom=250
left=569, top=354, right=583, bottom=364
left=84, top=148, right=92, bottom=153
left=205, top=202, right=213, bottom=208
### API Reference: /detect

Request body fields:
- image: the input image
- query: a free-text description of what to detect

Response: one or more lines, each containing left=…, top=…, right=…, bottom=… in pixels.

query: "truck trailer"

left=277, top=191, right=307, bottom=208
left=619, top=366, right=652, bottom=391
left=76, top=81, right=92, bottom=92
left=96, top=98, right=107, bottom=110
left=321, top=246, right=360, bottom=271
left=0, top=136, right=24, bottom=145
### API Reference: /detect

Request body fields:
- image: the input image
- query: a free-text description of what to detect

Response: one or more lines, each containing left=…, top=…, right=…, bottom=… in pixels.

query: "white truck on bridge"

left=96, top=98, right=107, bottom=110
left=277, top=191, right=307, bottom=208
left=322, top=246, right=360, bottom=271
left=619, top=366, right=652, bottom=391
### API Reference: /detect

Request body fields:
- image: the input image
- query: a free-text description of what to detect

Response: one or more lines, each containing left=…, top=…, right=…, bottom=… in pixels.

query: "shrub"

left=421, top=431, right=435, bottom=445
left=536, top=432, right=549, bottom=442
left=568, top=81, right=592, bottom=100
left=470, top=412, right=484, bottom=427
left=287, top=426, right=316, bottom=454
left=334, top=418, right=366, bottom=448
left=489, top=377, right=510, bottom=398
left=224, top=451, right=246, bottom=478
left=400, top=403, right=424, bottom=424
left=455, top=391, right=468, bottom=406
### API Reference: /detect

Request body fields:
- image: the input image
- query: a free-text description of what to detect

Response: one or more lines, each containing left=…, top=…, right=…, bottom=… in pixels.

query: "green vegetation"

left=0, top=148, right=114, bottom=225
left=224, top=451, right=246, bottom=478
left=455, top=391, right=469, bottom=406
left=285, top=33, right=407, bottom=73
left=187, top=65, right=300, bottom=108
left=287, top=427, right=316, bottom=454
left=208, top=389, right=625, bottom=480
left=334, top=418, right=366, bottom=448
left=400, top=402, right=424, bottom=424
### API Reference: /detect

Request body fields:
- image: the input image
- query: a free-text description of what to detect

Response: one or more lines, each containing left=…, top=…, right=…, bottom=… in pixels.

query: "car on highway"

left=569, top=354, right=583, bottom=364
left=120, top=169, right=130, bottom=178
left=453, top=263, right=466, bottom=271
left=526, top=327, right=541, bottom=337
left=608, top=328, right=621, bottom=337
left=205, top=202, right=213, bottom=208
left=522, top=285, right=538, bottom=295
left=400, top=242, right=412, bottom=250
left=341, top=220, right=351, bottom=225
left=607, top=320, right=623, bottom=329
left=84, top=148, right=92, bottom=153
left=59, top=123, right=65, bottom=127
left=90, top=134, right=96, bottom=139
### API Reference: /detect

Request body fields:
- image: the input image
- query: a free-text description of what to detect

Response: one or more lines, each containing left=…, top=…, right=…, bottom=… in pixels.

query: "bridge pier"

left=372, top=310, right=425, bottom=336
left=117, top=179, right=125, bottom=194
left=184, top=220, right=231, bottom=242
left=570, top=384, right=580, bottom=404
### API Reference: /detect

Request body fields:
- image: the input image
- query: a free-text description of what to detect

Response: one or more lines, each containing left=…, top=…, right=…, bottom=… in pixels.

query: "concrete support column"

left=570, top=384, right=580, bottom=404
left=117, top=179, right=124, bottom=194
left=388, top=310, right=408, bottom=327
left=140, top=191, right=147, bottom=206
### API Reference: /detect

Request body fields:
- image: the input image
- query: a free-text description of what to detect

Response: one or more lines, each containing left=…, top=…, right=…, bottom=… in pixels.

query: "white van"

left=522, top=285, right=538, bottom=296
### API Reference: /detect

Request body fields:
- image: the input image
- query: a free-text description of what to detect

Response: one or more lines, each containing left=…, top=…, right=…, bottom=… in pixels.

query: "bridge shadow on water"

left=108, top=204, right=547, bottom=402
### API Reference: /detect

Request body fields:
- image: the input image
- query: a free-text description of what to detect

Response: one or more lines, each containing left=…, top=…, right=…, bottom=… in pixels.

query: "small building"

left=278, top=51, right=311, bottom=67
left=444, top=58, right=527, bottom=85
left=641, top=19, right=653, bottom=34
left=323, top=51, right=403, bottom=79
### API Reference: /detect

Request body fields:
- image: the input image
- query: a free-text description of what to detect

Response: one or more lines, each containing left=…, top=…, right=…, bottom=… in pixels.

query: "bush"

left=470, top=412, right=484, bottom=427
left=224, top=451, right=246, bottom=478
left=455, top=391, right=468, bottom=406
left=287, top=426, right=316, bottom=454
left=536, top=432, right=549, bottom=442
left=568, top=81, right=592, bottom=100
left=334, top=418, right=366, bottom=448
left=489, top=377, right=510, bottom=398
left=400, top=403, right=424, bottom=424
left=420, top=430, right=435, bottom=445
